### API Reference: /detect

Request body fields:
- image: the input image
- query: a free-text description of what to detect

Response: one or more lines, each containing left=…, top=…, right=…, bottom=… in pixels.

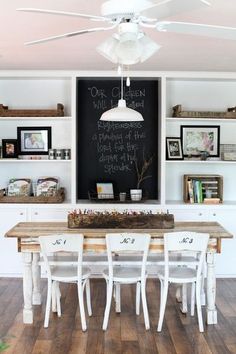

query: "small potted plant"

left=130, top=151, right=153, bottom=201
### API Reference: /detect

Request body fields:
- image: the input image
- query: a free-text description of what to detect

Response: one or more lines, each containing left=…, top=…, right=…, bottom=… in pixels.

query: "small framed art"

left=181, top=125, right=220, bottom=157
left=166, top=137, right=183, bottom=160
left=17, top=126, right=51, bottom=155
left=2, top=139, right=18, bottom=158
left=96, top=182, right=114, bottom=199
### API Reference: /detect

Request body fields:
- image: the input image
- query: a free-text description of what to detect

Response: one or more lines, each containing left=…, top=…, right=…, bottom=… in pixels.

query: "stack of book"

left=187, top=178, right=220, bottom=204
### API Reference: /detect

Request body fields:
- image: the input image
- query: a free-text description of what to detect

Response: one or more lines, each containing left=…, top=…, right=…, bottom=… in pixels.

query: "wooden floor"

left=1, top=278, right=236, bottom=354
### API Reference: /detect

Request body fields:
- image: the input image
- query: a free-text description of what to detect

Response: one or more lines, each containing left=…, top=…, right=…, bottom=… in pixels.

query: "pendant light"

left=100, top=71, right=144, bottom=122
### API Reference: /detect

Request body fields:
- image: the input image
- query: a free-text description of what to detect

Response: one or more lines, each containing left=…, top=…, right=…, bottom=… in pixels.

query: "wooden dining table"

left=5, top=221, right=233, bottom=326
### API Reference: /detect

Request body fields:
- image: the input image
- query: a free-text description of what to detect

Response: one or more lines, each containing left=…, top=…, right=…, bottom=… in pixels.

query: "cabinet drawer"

left=169, top=209, right=209, bottom=222
left=30, top=208, right=69, bottom=221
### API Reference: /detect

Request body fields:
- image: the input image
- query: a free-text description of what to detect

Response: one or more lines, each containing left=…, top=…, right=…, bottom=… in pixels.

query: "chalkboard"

left=76, top=78, right=159, bottom=200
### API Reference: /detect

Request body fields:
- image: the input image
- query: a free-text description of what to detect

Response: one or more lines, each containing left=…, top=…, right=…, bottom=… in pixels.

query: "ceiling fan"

left=17, top=0, right=236, bottom=65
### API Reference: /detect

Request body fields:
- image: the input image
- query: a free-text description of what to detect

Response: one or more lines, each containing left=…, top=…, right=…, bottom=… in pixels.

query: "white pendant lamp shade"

left=100, top=99, right=144, bottom=121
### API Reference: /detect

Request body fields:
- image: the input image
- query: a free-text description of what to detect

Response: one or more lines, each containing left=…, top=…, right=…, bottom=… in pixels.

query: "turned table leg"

left=206, top=251, right=217, bottom=325
left=32, top=253, right=41, bottom=305
left=22, top=252, right=33, bottom=324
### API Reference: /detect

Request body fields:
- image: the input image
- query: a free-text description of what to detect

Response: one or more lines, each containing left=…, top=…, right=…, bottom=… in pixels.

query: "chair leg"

left=44, top=280, right=52, bottom=328
left=136, top=281, right=141, bottom=315
left=85, top=279, right=92, bottom=316
left=55, top=282, right=61, bottom=317
left=196, top=280, right=204, bottom=332
left=181, top=283, right=188, bottom=313
left=141, top=279, right=150, bottom=330
left=78, top=282, right=87, bottom=332
left=115, top=283, right=121, bottom=313
left=102, top=280, right=113, bottom=331
left=157, top=280, right=169, bottom=332
left=191, top=282, right=196, bottom=316
left=51, top=280, right=57, bottom=313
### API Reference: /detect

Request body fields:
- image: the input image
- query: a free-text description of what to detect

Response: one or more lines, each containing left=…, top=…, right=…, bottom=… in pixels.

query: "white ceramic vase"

left=130, top=189, right=142, bottom=201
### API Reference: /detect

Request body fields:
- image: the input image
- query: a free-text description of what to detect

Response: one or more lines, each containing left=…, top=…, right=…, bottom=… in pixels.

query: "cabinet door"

left=30, top=208, right=69, bottom=221
left=0, top=208, right=27, bottom=275
left=209, top=209, right=236, bottom=276
left=169, top=209, right=209, bottom=221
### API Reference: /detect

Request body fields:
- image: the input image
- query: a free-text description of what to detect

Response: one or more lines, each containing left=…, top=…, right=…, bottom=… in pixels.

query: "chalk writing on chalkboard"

left=76, top=78, right=158, bottom=200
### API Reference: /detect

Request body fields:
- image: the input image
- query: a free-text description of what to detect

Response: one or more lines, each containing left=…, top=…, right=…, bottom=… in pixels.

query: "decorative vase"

left=130, top=189, right=142, bottom=201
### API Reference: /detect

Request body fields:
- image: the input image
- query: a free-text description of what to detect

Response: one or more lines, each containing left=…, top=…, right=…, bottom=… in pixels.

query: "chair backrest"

left=163, top=231, right=209, bottom=280
left=39, top=234, right=84, bottom=279
left=105, top=233, right=151, bottom=278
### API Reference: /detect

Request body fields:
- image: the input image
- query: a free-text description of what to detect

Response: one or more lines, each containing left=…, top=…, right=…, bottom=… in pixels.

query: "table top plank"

left=5, top=221, right=233, bottom=239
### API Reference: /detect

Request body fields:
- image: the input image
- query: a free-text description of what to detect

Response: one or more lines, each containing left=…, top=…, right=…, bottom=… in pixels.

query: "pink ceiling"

left=1, top=0, right=236, bottom=71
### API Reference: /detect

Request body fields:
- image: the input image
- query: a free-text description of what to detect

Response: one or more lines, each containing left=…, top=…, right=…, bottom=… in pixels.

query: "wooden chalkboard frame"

left=76, top=77, right=159, bottom=201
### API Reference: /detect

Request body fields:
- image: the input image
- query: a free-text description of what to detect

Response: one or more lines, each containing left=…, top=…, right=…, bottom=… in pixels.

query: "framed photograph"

left=2, top=139, right=18, bottom=158
left=181, top=125, right=220, bottom=157
left=96, top=182, right=114, bottom=199
left=17, top=127, right=51, bottom=155
left=166, top=137, right=183, bottom=160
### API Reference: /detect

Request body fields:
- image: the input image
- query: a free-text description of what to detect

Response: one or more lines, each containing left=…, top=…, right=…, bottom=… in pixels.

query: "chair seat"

left=157, top=266, right=197, bottom=282
left=51, top=266, right=91, bottom=282
left=103, top=266, right=144, bottom=283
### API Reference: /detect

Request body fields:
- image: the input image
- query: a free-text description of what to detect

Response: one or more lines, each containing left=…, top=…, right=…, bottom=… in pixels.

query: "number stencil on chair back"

left=40, top=234, right=84, bottom=254
left=106, top=233, right=151, bottom=253
left=165, top=232, right=209, bottom=253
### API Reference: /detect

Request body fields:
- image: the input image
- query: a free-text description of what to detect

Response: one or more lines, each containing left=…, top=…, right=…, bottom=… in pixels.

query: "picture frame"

left=166, top=137, right=183, bottom=160
left=2, top=139, right=18, bottom=158
left=17, top=126, right=51, bottom=155
left=96, top=182, right=114, bottom=199
left=181, top=125, right=220, bottom=157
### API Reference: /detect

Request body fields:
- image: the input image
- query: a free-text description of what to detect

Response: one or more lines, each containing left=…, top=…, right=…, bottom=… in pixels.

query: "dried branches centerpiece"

left=130, top=151, right=153, bottom=201
left=68, top=209, right=174, bottom=229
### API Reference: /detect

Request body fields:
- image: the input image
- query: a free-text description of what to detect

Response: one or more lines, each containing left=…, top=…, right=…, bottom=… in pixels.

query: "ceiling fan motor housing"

left=101, top=0, right=154, bottom=18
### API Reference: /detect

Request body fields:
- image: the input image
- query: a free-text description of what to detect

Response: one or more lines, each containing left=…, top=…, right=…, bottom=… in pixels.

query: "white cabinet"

left=0, top=207, right=27, bottom=275
left=168, top=208, right=208, bottom=221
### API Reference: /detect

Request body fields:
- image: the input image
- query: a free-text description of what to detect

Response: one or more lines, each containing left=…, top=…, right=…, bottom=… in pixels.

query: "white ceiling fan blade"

left=156, top=21, right=236, bottom=40
left=17, top=8, right=108, bottom=22
left=25, top=25, right=116, bottom=46
left=142, top=0, right=211, bottom=21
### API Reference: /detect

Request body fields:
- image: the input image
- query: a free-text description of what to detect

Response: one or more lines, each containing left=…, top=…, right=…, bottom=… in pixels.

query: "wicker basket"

left=0, top=187, right=65, bottom=203
left=68, top=213, right=174, bottom=229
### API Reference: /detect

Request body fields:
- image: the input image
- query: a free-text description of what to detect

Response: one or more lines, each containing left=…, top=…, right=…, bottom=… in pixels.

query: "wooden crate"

left=68, top=213, right=174, bottom=229
left=183, top=174, right=223, bottom=204
left=0, top=188, right=65, bottom=203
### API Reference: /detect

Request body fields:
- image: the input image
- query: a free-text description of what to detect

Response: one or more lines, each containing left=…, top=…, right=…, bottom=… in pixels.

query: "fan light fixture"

left=97, top=23, right=161, bottom=65
left=100, top=74, right=144, bottom=122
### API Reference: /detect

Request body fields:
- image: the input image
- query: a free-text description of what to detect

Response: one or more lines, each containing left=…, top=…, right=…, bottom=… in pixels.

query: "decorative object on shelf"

left=181, top=125, right=220, bottom=157
left=166, top=137, right=183, bottom=160
left=36, top=177, right=59, bottom=196
left=7, top=178, right=31, bottom=196
left=0, top=103, right=64, bottom=117
left=17, top=126, right=51, bottom=155
left=131, top=150, right=153, bottom=201
left=2, top=139, right=18, bottom=158
left=172, top=104, right=236, bottom=119
left=200, top=151, right=210, bottom=160
left=64, top=149, right=71, bottom=160
left=119, top=192, right=126, bottom=201
left=183, top=174, right=223, bottom=204
left=0, top=187, right=65, bottom=203
left=96, top=182, right=114, bottom=199
left=56, top=149, right=64, bottom=160
left=220, top=144, right=236, bottom=161
left=68, top=209, right=174, bottom=229
left=48, top=149, right=56, bottom=160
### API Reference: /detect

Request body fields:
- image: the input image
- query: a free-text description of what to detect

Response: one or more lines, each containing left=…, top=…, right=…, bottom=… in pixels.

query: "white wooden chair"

left=39, top=234, right=92, bottom=330
left=157, top=231, right=209, bottom=332
left=102, top=232, right=151, bottom=331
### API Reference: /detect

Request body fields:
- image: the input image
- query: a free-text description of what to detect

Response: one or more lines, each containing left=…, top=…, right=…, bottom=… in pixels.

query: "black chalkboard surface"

left=76, top=78, right=159, bottom=200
